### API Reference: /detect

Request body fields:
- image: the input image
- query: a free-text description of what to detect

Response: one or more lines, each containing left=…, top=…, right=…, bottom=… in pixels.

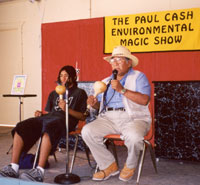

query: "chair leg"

left=110, top=140, right=119, bottom=166
left=104, top=139, right=119, bottom=166
left=6, top=144, right=13, bottom=154
left=53, top=153, right=57, bottom=162
left=33, top=137, right=42, bottom=169
left=136, top=142, right=146, bottom=185
left=145, top=140, right=157, bottom=173
left=69, top=135, right=79, bottom=173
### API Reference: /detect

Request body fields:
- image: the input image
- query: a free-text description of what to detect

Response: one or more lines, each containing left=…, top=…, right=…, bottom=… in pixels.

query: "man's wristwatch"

left=120, top=88, right=127, bottom=95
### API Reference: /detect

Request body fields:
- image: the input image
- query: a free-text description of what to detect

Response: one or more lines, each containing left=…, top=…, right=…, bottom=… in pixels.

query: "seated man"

left=82, top=46, right=151, bottom=182
left=0, top=65, right=88, bottom=182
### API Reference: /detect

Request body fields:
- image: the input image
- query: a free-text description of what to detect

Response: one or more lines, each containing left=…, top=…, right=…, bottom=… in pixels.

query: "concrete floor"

left=0, top=126, right=200, bottom=185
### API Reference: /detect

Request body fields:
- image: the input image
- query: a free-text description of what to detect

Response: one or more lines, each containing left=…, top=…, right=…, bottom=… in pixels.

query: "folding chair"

left=58, top=121, right=94, bottom=172
left=67, top=121, right=94, bottom=172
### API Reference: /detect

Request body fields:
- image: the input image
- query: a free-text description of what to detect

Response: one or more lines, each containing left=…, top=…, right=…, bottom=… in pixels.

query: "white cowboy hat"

left=104, top=45, right=139, bottom=67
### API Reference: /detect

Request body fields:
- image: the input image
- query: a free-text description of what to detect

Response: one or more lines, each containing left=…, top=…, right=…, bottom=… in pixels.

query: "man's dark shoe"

left=20, top=168, right=44, bottom=182
left=0, top=164, right=19, bottom=178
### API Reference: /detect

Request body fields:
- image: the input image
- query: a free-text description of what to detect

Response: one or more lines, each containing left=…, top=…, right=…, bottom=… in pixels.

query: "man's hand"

left=34, top=110, right=42, bottom=117
left=111, top=80, right=123, bottom=92
left=87, top=95, right=98, bottom=107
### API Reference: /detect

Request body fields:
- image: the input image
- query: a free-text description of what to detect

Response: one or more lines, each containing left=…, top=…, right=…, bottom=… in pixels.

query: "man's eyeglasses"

left=109, top=57, right=129, bottom=65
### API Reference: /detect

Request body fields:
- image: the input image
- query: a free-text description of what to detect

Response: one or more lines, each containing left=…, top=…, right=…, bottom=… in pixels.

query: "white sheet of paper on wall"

left=11, top=75, right=27, bottom=95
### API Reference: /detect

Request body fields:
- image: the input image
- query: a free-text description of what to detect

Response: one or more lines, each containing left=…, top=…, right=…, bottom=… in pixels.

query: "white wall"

left=0, top=0, right=199, bottom=126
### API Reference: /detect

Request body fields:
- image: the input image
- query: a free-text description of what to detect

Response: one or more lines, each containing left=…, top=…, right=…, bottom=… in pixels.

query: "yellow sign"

left=104, top=8, right=200, bottom=53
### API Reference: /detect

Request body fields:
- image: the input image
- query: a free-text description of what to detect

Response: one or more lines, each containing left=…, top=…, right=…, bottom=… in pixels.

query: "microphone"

left=112, top=69, right=118, bottom=80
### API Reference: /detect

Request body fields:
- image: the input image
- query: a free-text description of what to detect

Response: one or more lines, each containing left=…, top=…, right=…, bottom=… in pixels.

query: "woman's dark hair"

left=57, top=65, right=77, bottom=87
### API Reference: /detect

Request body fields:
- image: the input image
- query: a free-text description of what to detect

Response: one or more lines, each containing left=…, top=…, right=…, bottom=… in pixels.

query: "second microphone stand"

left=54, top=88, right=80, bottom=184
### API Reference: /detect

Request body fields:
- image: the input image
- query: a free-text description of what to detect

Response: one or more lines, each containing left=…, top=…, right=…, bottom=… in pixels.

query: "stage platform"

left=0, top=126, right=200, bottom=185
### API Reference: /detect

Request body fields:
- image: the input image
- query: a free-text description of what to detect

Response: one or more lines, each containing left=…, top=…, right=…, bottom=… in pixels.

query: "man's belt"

left=106, top=107, right=126, bottom=111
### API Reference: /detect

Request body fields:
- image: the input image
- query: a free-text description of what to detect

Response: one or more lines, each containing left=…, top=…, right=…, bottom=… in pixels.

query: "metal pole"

left=54, top=88, right=80, bottom=184
left=65, top=89, right=69, bottom=173
left=19, top=97, right=22, bottom=122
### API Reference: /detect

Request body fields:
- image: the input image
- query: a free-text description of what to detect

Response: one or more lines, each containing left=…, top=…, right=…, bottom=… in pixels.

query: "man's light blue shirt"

left=97, top=68, right=151, bottom=108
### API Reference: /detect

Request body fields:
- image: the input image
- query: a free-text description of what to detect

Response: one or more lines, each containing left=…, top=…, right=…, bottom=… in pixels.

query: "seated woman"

left=0, top=65, right=88, bottom=182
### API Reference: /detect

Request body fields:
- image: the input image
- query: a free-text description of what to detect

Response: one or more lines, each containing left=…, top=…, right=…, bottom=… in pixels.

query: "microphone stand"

left=54, top=88, right=80, bottom=184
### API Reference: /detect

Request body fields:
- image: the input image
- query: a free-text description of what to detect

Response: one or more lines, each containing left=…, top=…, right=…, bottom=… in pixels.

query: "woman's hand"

left=59, top=99, right=66, bottom=111
left=34, top=110, right=42, bottom=117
